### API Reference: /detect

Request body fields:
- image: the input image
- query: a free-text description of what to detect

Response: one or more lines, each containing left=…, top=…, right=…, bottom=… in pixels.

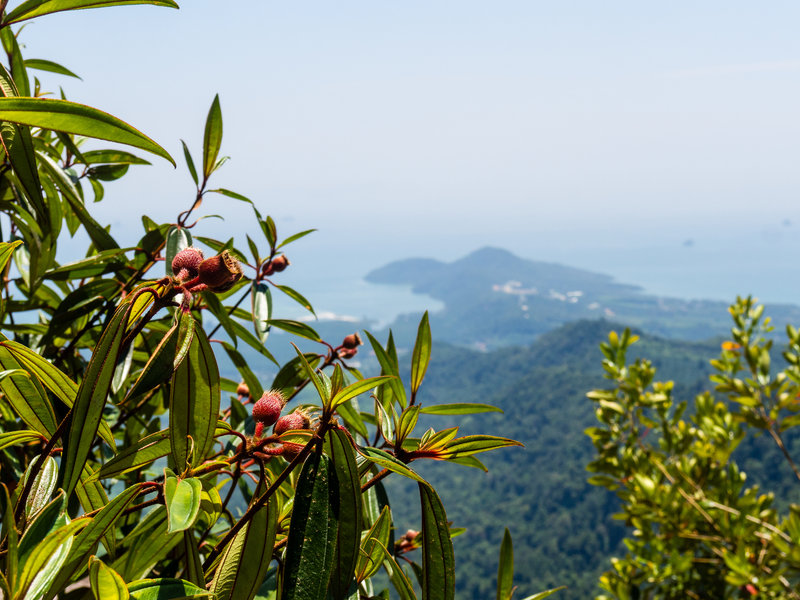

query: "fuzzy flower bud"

left=197, top=250, right=243, bottom=292
left=338, top=347, right=358, bottom=360
left=171, top=247, right=204, bottom=281
left=262, top=254, right=290, bottom=277
left=252, top=390, right=285, bottom=427
left=273, top=410, right=310, bottom=435
left=237, top=382, right=250, bottom=398
left=342, top=332, right=363, bottom=350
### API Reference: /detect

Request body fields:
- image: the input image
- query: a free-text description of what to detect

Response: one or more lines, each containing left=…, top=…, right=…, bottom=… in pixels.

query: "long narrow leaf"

left=418, top=482, right=455, bottom=600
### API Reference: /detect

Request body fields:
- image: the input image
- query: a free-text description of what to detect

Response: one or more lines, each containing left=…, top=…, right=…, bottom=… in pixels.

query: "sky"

left=13, top=1, right=800, bottom=306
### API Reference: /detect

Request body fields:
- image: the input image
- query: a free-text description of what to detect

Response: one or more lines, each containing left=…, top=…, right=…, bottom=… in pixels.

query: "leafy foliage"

left=0, top=4, right=535, bottom=600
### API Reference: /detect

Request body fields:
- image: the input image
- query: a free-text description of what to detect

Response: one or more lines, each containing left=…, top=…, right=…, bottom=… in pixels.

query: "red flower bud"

left=252, top=390, right=285, bottom=426
left=171, top=247, right=204, bottom=281
left=271, top=254, right=290, bottom=272
left=237, top=382, right=250, bottom=398
left=338, top=348, right=358, bottom=360
left=342, top=332, right=363, bottom=350
left=274, top=410, right=310, bottom=435
left=254, top=422, right=265, bottom=440
left=197, top=250, right=243, bottom=292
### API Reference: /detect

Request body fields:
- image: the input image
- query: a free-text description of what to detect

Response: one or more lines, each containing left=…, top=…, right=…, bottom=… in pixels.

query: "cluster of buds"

left=396, top=529, right=420, bottom=554
left=171, top=247, right=243, bottom=294
left=338, top=332, right=363, bottom=360
left=261, top=254, right=290, bottom=277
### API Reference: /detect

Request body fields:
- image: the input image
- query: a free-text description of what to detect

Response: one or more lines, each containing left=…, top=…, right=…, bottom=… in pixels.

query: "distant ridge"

left=366, top=247, right=800, bottom=349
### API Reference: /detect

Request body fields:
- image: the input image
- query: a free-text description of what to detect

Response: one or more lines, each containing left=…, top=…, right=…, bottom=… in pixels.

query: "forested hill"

left=366, top=247, right=800, bottom=348
left=381, top=319, right=800, bottom=599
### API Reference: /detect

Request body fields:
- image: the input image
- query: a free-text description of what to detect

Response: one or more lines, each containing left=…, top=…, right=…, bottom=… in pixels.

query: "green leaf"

left=0, top=429, right=44, bottom=451
left=365, top=331, right=407, bottom=408
left=439, top=435, right=523, bottom=460
left=410, top=312, right=431, bottom=397
left=357, top=447, right=425, bottom=484
left=0, top=240, right=23, bottom=274
left=519, top=587, right=566, bottom=600
left=127, top=577, right=211, bottom=600
left=61, top=302, right=130, bottom=496
left=282, top=452, right=338, bottom=600
left=181, top=139, right=198, bottom=186
left=81, top=149, right=150, bottom=165
left=165, top=226, right=192, bottom=277
left=17, top=515, right=86, bottom=600
left=251, top=282, right=272, bottom=344
left=211, top=484, right=278, bottom=600
left=273, top=284, right=315, bottom=316
left=208, top=187, right=252, bottom=204
left=396, top=406, right=420, bottom=445
left=291, top=344, right=329, bottom=406
left=164, top=474, right=202, bottom=533
left=330, top=376, right=393, bottom=409
left=202, top=94, right=222, bottom=179
left=418, top=482, right=455, bottom=600
left=24, top=58, right=81, bottom=79
left=89, top=557, right=129, bottom=600
left=276, top=228, right=316, bottom=249
left=496, top=528, right=513, bottom=600
left=325, top=429, right=362, bottom=600
left=383, top=552, right=416, bottom=600
left=182, top=531, right=204, bottom=588
left=355, top=506, right=391, bottom=583
left=5, top=0, right=179, bottom=26
left=0, top=97, right=174, bottom=164
left=420, top=403, right=502, bottom=416
left=123, top=310, right=194, bottom=403
left=169, top=325, right=220, bottom=469
left=269, top=319, right=320, bottom=342
left=22, top=455, right=58, bottom=520
left=0, top=351, right=58, bottom=436
left=45, top=483, right=142, bottom=599
left=221, top=342, right=264, bottom=400
left=1, top=485, right=18, bottom=593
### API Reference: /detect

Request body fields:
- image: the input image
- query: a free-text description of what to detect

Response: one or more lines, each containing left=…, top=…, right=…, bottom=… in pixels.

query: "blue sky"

left=14, top=1, right=800, bottom=303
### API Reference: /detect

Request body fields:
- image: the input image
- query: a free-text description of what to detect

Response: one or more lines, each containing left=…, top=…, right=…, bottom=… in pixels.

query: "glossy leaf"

left=410, top=311, right=431, bottom=396
left=497, top=528, right=513, bottom=600
left=0, top=97, right=174, bottom=164
left=22, top=455, right=58, bottom=520
left=25, top=58, right=81, bottom=79
left=0, top=350, right=57, bottom=436
left=358, top=447, right=425, bottom=484
left=439, top=435, right=523, bottom=460
left=164, top=226, right=192, bottom=278
left=282, top=452, right=338, bottom=600
left=202, top=94, right=222, bottom=179
left=355, top=506, right=391, bottom=583
left=325, top=429, right=362, bottom=599
left=61, top=302, right=130, bottom=496
left=5, top=0, right=178, bottom=24
left=17, top=516, right=85, bottom=600
left=418, top=482, right=455, bottom=600
left=365, top=331, right=407, bottom=408
left=89, top=557, right=129, bottom=600
left=251, top=282, right=271, bottom=343
left=420, top=403, right=503, bottom=416
left=164, top=474, right=202, bottom=533
left=169, top=325, right=220, bottom=469
left=269, top=319, right=320, bottom=342
left=45, top=483, right=142, bottom=599
left=330, top=376, right=393, bottom=410
left=95, top=429, right=170, bottom=480
left=0, top=429, right=44, bottom=451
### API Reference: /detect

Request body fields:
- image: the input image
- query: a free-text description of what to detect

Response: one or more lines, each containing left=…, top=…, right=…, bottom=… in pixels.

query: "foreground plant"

left=0, top=2, right=539, bottom=599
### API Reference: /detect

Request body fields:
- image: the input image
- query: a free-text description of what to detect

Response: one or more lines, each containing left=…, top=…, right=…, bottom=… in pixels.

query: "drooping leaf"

left=24, top=58, right=81, bottom=79
left=61, top=302, right=131, bottom=496
left=4, top=0, right=179, bottom=25
left=0, top=97, right=174, bottom=163
left=418, top=482, right=455, bottom=600
left=282, top=452, right=338, bottom=600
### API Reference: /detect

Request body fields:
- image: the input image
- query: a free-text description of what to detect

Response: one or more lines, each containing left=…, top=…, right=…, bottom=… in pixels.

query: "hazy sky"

left=14, top=1, right=800, bottom=302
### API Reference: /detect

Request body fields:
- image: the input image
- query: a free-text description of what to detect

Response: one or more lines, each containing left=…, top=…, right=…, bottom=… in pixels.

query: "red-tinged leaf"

left=418, top=482, right=455, bottom=600
left=169, top=325, right=220, bottom=469
left=325, top=429, right=362, bottom=599
left=410, top=311, right=431, bottom=396
left=44, top=483, right=143, bottom=600
left=0, top=97, right=174, bottom=164
left=202, top=94, right=222, bottom=179
left=438, top=435, right=523, bottom=460
left=282, top=452, right=338, bottom=600
left=61, top=302, right=130, bottom=496
left=211, top=483, right=278, bottom=600
left=420, top=403, right=502, bottom=416
left=4, top=0, right=179, bottom=25
left=496, top=528, right=513, bottom=600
